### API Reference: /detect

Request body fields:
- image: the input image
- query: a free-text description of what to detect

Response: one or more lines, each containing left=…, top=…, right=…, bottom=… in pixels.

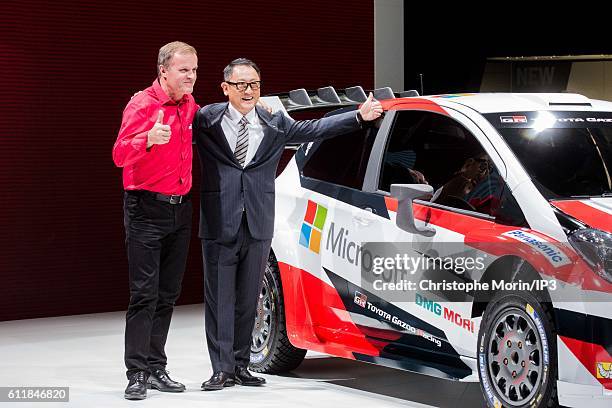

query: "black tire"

left=478, top=291, right=558, bottom=408
left=249, top=253, right=307, bottom=373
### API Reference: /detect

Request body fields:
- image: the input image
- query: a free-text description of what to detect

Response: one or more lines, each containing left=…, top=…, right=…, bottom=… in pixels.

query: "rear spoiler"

left=264, top=85, right=420, bottom=113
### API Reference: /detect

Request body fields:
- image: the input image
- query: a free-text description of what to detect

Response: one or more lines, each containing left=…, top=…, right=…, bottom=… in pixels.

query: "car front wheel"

left=478, top=292, right=558, bottom=408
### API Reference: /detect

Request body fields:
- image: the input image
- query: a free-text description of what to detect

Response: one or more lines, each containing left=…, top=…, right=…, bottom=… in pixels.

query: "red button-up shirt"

left=113, top=79, right=198, bottom=195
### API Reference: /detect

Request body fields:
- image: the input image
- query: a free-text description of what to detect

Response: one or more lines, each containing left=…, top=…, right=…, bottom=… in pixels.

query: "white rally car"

left=250, top=87, right=612, bottom=408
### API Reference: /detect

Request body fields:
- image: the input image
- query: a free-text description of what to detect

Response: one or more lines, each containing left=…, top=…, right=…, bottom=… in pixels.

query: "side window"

left=378, top=110, right=504, bottom=218
left=302, top=124, right=378, bottom=190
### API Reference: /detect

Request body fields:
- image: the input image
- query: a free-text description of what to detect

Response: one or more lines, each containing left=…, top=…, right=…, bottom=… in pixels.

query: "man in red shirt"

left=113, top=41, right=198, bottom=400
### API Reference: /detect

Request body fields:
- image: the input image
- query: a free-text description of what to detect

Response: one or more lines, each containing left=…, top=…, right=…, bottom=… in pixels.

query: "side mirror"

left=390, top=184, right=436, bottom=237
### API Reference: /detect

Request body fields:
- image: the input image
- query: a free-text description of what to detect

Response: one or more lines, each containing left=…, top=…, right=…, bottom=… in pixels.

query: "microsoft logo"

left=299, top=200, right=328, bottom=254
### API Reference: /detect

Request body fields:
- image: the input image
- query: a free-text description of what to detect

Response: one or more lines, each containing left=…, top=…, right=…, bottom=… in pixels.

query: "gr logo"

left=500, top=115, right=527, bottom=123
left=354, top=291, right=367, bottom=308
left=299, top=200, right=328, bottom=254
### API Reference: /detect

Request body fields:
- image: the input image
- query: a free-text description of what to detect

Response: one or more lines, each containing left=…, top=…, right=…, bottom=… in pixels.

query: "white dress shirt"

left=221, top=104, right=265, bottom=167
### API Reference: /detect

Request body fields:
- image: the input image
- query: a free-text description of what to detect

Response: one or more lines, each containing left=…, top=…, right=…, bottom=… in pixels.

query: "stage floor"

left=0, top=304, right=486, bottom=407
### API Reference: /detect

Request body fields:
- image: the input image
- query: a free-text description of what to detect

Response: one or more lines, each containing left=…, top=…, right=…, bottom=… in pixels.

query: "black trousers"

left=123, top=191, right=192, bottom=377
left=202, top=215, right=272, bottom=373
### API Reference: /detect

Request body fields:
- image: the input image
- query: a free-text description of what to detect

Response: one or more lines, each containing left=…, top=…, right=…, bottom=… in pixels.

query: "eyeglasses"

left=225, top=81, right=261, bottom=91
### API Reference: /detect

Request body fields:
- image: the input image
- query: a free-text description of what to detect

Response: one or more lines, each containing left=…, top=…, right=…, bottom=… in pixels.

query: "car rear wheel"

left=478, top=292, right=558, bottom=408
left=249, top=254, right=307, bottom=373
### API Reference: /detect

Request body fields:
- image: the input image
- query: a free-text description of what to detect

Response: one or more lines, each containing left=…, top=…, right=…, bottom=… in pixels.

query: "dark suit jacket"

left=193, top=103, right=361, bottom=241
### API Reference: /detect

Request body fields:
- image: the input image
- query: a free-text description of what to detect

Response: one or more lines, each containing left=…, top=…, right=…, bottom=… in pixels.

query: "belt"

left=154, top=192, right=190, bottom=204
left=129, top=190, right=191, bottom=205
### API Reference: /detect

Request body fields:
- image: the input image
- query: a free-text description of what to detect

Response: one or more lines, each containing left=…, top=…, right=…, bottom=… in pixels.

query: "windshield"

left=485, top=112, right=612, bottom=199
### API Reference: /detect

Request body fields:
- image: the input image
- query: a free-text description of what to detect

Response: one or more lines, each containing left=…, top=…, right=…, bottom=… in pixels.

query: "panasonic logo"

left=502, top=230, right=571, bottom=267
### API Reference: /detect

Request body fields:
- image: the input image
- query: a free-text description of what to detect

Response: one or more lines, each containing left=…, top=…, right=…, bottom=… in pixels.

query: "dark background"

left=402, top=12, right=612, bottom=95
left=1, top=2, right=610, bottom=321
left=0, top=0, right=374, bottom=321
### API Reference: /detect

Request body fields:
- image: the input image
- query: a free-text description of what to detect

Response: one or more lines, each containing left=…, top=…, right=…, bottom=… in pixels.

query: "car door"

left=364, top=107, right=514, bottom=363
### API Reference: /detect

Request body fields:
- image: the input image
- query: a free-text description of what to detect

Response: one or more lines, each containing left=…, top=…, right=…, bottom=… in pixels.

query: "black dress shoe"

left=148, top=368, right=186, bottom=392
left=234, top=366, right=266, bottom=386
left=201, top=371, right=235, bottom=391
left=124, top=371, right=148, bottom=400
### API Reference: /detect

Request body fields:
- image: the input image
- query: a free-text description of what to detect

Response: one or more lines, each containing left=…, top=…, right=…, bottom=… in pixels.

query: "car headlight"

left=568, top=228, right=612, bottom=283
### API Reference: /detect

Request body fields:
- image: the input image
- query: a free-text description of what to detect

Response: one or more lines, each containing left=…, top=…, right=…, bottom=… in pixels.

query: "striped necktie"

left=234, top=116, right=249, bottom=167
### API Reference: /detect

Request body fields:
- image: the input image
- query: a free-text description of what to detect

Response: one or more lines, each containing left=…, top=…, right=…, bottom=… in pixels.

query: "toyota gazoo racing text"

left=248, top=87, right=611, bottom=408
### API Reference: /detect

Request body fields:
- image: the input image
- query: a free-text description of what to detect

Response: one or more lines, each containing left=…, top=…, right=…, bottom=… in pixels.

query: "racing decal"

left=501, top=230, right=571, bottom=267
left=326, top=268, right=446, bottom=347
left=500, top=115, right=527, bottom=123
left=484, top=111, right=612, bottom=129
left=551, top=200, right=612, bottom=233
left=354, top=291, right=367, bottom=307
left=324, top=268, right=472, bottom=380
left=415, top=293, right=475, bottom=333
left=299, top=200, right=328, bottom=254
left=597, top=362, right=611, bottom=379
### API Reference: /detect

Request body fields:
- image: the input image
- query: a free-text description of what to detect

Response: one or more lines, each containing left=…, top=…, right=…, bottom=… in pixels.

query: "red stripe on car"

left=551, top=200, right=612, bottom=233
left=560, top=335, right=612, bottom=390
left=277, top=262, right=389, bottom=358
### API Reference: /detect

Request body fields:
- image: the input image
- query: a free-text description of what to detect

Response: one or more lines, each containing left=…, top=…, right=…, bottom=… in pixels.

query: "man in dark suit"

left=193, top=58, right=382, bottom=390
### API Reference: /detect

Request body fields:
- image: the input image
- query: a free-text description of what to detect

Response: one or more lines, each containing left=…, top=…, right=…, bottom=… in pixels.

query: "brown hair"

left=157, top=41, right=197, bottom=77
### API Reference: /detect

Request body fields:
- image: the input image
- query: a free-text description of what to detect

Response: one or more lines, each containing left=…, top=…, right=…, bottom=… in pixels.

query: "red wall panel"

left=0, top=1, right=374, bottom=321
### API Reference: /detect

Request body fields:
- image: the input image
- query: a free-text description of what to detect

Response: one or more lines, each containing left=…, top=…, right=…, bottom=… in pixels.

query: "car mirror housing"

left=390, top=184, right=436, bottom=237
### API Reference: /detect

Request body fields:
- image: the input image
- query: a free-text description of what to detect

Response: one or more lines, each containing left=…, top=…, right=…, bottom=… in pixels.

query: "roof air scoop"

left=315, top=86, right=341, bottom=104
left=344, top=86, right=367, bottom=103
left=288, top=88, right=313, bottom=107
left=372, top=87, right=395, bottom=100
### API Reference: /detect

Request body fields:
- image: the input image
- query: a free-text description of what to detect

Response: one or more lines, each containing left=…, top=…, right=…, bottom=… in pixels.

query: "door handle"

left=353, top=207, right=376, bottom=226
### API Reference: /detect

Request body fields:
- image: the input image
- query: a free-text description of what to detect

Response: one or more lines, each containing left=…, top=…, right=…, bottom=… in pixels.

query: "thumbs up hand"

left=358, top=92, right=383, bottom=121
left=147, top=110, right=172, bottom=148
